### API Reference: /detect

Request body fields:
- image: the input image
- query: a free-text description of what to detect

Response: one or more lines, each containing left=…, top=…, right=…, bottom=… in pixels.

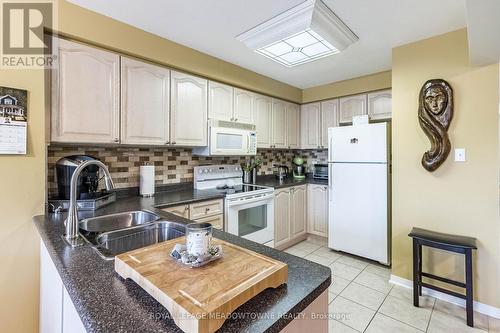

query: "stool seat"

left=408, top=227, right=477, bottom=249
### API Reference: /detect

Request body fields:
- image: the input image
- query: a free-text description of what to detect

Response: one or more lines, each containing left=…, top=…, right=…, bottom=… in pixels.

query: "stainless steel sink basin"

left=79, top=210, right=160, bottom=233
left=87, top=221, right=186, bottom=260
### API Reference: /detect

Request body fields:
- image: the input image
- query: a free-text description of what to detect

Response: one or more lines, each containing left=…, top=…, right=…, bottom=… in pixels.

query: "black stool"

left=408, top=227, right=477, bottom=327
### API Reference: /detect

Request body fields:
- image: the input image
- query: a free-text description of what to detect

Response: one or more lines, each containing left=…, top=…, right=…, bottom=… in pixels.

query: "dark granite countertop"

left=253, top=174, right=328, bottom=189
left=34, top=189, right=331, bottom=333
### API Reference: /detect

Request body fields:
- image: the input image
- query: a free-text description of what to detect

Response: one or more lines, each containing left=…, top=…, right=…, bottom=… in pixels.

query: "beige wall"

left=392, top=29, right=500, bottom=307
left=302, top=70, right=392, bottom=103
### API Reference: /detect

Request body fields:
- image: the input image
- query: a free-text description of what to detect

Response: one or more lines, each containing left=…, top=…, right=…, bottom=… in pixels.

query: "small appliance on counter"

left=48, top=155, right=116, bottom=212
left=312, top=163, right=328, bottom=179
left=275, top=164, right=289, bottom=181
left=292, top=157, right=306, bottom=179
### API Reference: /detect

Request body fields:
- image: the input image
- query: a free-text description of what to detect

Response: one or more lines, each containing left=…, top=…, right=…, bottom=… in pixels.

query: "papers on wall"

left=0, top=87, right=28, bottom=155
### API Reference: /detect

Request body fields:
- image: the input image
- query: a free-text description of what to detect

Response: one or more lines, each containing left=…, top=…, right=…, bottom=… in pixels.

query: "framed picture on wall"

left=0, top=86, right=28, bottom=154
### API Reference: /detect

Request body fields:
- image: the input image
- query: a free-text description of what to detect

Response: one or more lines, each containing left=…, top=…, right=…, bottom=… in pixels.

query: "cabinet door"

left=40, top=242, right=63, bottom=333
left=307, top=184, right=328, bottom=237
left=161, top=204, right=189, bottom=218
left=233, top=88, right=254, bottom=124
left=320, top=99, right=339, bottom=148
left=121, top=57, right=170, bottom=145
left=339, top=94, right=367, bottom=124
left=62, top=288, right=86, bottom=333
left=290, top=185, right=307, bottom=238
left=272, top=99, right=287, bottom=149
left=254, top=94, right=272, bottom=148
left=274, top=188, right=291, bottom=248
left=170, top=71, right=208, bottom=146
left=208, top=81, right=233, bottom=121
left=300, top=103, right=320, bottom=149
left=287, top=103, right=300, bottom=149
left=196, top=214, right=224, bottom=230
left=368, top=90, right=392, bottom=120
left=52, top=38, right=119, bottom=143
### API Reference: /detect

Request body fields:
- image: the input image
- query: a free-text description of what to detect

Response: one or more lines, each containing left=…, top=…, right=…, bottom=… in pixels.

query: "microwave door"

left=211, top=127, right=245, bottom=155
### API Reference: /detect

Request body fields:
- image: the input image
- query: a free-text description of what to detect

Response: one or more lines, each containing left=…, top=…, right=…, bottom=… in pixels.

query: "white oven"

left=193, top=120, right=257, bottom=156
left=226, top=191, right=274, bottom=246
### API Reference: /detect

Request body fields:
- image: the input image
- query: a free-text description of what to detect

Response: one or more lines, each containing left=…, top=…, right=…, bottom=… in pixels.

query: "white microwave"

left=193, top=120, right=257, bottom=156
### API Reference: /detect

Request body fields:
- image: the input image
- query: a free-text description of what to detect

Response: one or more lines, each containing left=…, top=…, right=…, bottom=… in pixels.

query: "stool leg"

left=412, top=239, right=420, bottom=307
left=465, top=249, right=474, bottom=327
left=418, top=244, right=423, bottom=296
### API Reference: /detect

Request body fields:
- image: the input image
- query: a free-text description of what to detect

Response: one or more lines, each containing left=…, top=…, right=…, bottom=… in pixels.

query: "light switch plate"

left=454, top=148, right=466, bottom=162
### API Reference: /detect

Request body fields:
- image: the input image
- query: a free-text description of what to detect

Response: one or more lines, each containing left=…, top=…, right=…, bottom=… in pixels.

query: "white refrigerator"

left=328, top=122, right=391, bottom=265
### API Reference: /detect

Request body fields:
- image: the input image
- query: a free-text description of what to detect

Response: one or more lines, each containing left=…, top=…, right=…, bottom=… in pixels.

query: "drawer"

left=195, top=214, right=223, bottom=230
left=189, top=199, right=223, bottom=220
left=161, top=204, right=189, bottom=218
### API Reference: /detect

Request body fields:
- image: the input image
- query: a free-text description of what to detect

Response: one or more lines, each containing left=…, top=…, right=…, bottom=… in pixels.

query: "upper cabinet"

left=368, top=89, right=392, bottom=120
left=170, top=71, right=208, bottom=146
left=271, top=99, right=287, bottom=149
left=286, top=103, right=300, bottom=149
left=208, top=81, right=233, bottom=121
left=339, top=94, right=367, bottom=124
left=233, top=88, right=254, bottom=124
left=300, top=103, right=321, bottom=149
left=254, top=94, right=272, bottom=149
left=51, top=39, right=120, bottom=143
left=121, top=57, right=170, bottom=145
left=320, top=99, right=339, bottom=148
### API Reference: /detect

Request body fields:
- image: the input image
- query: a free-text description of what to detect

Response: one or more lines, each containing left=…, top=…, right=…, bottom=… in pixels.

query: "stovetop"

left=215, top=184, right=271, bottom=195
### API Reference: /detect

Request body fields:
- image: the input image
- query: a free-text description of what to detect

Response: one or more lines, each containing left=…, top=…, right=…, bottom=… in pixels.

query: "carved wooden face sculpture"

left=418, top=79, right=453, bottom=172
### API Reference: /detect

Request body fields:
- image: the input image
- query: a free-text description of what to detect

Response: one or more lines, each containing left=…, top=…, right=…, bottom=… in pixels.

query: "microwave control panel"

left=248, top=132, right=257, bottom=154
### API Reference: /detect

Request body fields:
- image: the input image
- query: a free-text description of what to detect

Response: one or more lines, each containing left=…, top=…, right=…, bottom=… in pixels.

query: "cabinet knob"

left=230, top=117, right=234, bottom=121
left=205, top=208, right=210, bottom=212
left=172, top=141, right=176, bottom=145
left=234, top=118, right=238, bottom=122
left=113, top=138, right=119, bottom=143
left=166, top=141, right=170, bottom=145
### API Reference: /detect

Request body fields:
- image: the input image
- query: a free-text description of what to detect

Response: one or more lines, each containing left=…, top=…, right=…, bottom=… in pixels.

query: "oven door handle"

left=227, top=193, right=274, bottom=206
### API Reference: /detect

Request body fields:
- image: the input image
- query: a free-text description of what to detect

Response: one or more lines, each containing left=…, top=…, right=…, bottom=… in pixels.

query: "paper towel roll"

left=140, top=165, right=155, bottom=197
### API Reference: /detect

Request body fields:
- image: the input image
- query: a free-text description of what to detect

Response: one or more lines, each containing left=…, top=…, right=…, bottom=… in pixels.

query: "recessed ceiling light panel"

left=236, top=0, right=358, bottom=67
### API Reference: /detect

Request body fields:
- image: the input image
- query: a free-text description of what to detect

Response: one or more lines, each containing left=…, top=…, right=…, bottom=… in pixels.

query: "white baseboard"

left=389, top=275, right=500, bottom=319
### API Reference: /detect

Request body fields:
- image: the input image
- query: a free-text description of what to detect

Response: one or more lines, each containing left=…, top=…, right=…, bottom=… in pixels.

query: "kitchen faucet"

left=63, top=159, right=115, bottom=247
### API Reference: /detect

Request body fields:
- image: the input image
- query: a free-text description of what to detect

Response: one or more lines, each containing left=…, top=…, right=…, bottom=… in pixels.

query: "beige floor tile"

left=428, top=311, right=487, bottom=333
left=290, top=240, right=322, bottom=253
left=378, top=295, right=432, bottom=331
left=283, top=247, right=309, bottom=257
left=336, top=255, right=370, bottom=270
left=389, top=285, right=436, bottom=308
left=365, top=313, right=423, bottom=333
left=364, top=264, right=391, bottom=279
left=330, top=261, right=362, bottom=281
left=328, top=319, right=359, bottom=333
left=433, top=299, right=489, bottom=331
left=304, top=253, right=337, bottom=266
left=354, top=271, right=393, bottom=294
left=340, top=282, right=387, bottom=310
left=306, top=236, right=328, bottom=246
left=329, top=296, right=376, bottom=332
left=329, top=276, right=350, bottom=294
left=490, top=316, right=500, bottom=333
left=329, top=292, right=338, bottom=304
left=312, top=246, right=342, bottom=261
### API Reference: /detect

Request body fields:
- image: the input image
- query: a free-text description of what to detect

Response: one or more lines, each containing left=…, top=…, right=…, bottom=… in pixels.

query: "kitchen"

left=1, top=1, right=500, bottom=333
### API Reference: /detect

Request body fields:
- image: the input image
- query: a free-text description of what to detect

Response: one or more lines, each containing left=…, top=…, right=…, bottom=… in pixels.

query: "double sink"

left=78, top=210, right=186, bottom=260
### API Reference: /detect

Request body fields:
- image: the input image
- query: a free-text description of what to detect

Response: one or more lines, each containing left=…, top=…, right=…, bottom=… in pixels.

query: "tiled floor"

left=285, top=239, right=499, bottom=333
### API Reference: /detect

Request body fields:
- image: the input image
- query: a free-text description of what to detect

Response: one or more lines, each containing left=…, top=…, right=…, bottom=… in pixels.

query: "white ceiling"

left=68, top=0, right=467, bottom=89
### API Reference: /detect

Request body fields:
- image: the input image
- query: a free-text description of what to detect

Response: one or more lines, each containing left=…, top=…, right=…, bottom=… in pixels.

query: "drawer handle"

left=205, top=208, right=210, bottom=212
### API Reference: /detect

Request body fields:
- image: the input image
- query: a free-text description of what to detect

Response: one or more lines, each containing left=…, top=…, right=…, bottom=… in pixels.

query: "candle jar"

left=186, top=222, right=212, bottom=256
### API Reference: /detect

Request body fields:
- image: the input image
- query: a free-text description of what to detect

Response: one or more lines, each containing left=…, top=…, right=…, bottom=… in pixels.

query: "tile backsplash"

left=47, top=145, right=327, bottom=196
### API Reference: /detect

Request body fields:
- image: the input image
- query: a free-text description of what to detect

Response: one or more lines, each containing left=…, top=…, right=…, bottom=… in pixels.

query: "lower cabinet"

left=40, top=241, right=86, bottom=333
left=274, top=185, right=307, bottom=249
left=161, top=199, right=224, bottom=230
left=307, top=184, right=329, bottom=237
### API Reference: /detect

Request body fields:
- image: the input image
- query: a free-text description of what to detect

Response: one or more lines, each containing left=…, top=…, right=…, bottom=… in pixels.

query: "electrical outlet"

left=454, top=148, right=466, bottom=162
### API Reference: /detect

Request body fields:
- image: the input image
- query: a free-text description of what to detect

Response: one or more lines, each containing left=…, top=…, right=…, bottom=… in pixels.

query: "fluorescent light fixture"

left=236, top=0, right=358, bottom=67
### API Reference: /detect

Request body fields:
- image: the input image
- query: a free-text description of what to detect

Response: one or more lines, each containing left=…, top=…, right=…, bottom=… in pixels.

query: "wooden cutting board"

left=115, top=237, right=288, bottom=333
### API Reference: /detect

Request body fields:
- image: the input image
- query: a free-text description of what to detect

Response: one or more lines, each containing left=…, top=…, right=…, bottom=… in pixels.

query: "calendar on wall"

left=0, top=87, right=27, bottom=155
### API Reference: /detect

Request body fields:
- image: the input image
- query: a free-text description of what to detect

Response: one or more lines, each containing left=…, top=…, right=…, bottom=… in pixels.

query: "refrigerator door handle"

left=328, top=163, right=334, bottom=202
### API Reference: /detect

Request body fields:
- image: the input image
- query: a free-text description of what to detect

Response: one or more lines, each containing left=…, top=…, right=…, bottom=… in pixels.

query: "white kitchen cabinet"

left=51, top=38, right=120, bottom=143
left=120, top=57, right=170, bottom=145
left=290, top=185, right=307, bottom=238
left=287, top=102, right=300, bottom=149
left=233, top=88, right=254, bottom=124
left=307, top=184, right=328, bottom=237
left=274, top=188, right=291, bottom=248
left=271, top=99, right=288, bottom=149
left=170, top=71, right=208, bottom=146
left=62, top=288, right=86, bottom=333
left=320, top=99, right=339, bottom=148
left=208, top=81, right=234, bottom=121
left=368, top=89, right=392, bottom=120
left=300, top=102, right=321, bottom=149
left=254, top=94, right=272, bottom=148
left=339, top=94, right=367, bottom=124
